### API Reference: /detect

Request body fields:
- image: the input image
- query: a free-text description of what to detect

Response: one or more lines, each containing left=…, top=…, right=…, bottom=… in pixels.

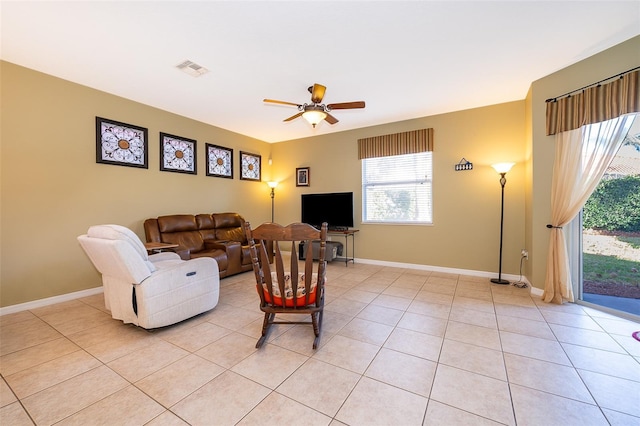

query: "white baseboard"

left=0, top=287, right=103, bottom=316
left=529, top=286, right=544, bottom=297
left=354, top=257, right=536, bottom=292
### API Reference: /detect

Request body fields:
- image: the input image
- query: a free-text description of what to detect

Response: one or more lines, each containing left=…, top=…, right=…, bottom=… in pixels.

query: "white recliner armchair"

left=78, top=224, right=219, bottom=329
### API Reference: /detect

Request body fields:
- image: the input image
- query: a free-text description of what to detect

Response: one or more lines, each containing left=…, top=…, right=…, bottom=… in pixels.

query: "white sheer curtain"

left=543, top=114, right=637, bottom=304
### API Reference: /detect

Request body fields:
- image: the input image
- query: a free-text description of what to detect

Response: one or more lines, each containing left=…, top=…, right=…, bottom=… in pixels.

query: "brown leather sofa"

left=143, top=213, right=254, bottom=278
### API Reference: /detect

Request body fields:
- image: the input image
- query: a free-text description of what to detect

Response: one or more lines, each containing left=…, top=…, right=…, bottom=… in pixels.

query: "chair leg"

left=256, top=312, right=274, bottom=348
left=256, top=335, right=267, bottom=348
left=311, top=311, right=322, bottom=349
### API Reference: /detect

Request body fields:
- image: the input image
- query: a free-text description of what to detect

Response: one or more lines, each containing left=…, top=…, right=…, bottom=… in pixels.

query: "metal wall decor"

left=296, top=167, right=310, bottom=186
left=206, top=143, right=233, bottom=178
left=95, top=117, right=148, bottom=168
left=240, top=151, right=261, bottom=181
left=160, top=132, right=197, bottom=174
left=454, top=158, right=473, bottom=171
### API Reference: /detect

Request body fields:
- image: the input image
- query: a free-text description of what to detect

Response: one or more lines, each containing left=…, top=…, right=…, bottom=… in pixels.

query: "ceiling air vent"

left=176, top=60, right=209, bottom=77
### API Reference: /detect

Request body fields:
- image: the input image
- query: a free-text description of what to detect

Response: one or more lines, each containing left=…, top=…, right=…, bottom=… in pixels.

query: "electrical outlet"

left=521, top=249, right=529, bottom=260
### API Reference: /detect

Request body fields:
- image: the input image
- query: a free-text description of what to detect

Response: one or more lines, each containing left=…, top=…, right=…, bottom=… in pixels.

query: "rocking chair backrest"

left=244, top=222, right=328, bottom=309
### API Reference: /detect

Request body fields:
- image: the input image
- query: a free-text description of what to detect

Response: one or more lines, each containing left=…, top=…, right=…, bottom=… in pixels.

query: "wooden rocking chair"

left=243, top=222, right=328, bottom=349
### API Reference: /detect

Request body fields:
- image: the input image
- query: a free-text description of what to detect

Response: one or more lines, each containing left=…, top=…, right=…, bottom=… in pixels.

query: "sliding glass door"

left=572, top=117, right=640, bottom=320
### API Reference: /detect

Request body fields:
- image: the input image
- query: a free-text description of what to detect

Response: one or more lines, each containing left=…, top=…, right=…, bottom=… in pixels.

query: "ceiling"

left=2, top=1, right=639, bottom=143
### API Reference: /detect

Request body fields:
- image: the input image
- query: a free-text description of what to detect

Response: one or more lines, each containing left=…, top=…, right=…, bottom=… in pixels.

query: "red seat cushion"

left=262, top=272, right=319, bottom=307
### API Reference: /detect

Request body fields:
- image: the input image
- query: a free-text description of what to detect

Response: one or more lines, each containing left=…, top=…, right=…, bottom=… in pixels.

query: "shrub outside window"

left=362, top=152, right=433, bottom=224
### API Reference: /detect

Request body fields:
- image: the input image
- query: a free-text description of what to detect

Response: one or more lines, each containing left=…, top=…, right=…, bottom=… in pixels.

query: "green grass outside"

left=583, top=253, right=640, bottom=286
left=618, top=236, right=640, bottom=249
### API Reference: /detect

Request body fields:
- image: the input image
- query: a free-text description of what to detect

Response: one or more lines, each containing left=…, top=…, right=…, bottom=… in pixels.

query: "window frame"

left=361, top=151, right=433, bottom=225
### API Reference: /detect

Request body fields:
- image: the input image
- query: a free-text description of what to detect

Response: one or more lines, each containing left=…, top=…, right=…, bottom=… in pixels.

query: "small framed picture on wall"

left=206, top=143, right=233, bottom=178
left=95, top=117, right=148, bottom=168
left=240, top=151, right=261, bottom=181
left=296, top=167, right=310, bottom=187
left=160, top=132, right=197, bottom=174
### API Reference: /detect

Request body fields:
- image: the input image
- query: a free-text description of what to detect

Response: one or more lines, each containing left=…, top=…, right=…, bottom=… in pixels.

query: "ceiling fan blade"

left=309, top=84, right=326, bottom=104
left=283, top=112, right=304, bottom=122
left=326, top=101, right=365, bottom=110
left=264, top=99, right=301, bottom=107
left=324, top=113, right=339, bottom=125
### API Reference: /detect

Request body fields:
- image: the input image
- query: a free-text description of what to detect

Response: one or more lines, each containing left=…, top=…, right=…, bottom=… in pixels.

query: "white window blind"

left=362, top=152, right=433, bottom=224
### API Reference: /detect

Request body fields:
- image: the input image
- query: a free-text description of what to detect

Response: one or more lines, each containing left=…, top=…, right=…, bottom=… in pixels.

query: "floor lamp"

left=490, top=163, right=515, bottom=285
left=267, top=181, right=278, bottom=223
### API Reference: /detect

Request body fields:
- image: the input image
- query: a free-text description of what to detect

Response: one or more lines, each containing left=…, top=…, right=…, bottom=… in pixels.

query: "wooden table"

left=328, top=229, right=359, bottom=266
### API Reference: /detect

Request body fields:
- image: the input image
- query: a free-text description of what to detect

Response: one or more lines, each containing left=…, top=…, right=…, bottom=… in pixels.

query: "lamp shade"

left=492, top=162, right=515, bottom=174
left=302, top=107, right=327, bottom=127
left=267, top=181, right=278, bottom=189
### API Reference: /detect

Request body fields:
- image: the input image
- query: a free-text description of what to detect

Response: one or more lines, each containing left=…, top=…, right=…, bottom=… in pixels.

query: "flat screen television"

left=301, top=192, right=354, bottom=230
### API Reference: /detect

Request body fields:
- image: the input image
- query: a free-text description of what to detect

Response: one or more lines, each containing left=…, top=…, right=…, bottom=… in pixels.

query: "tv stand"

left=328, top=229, right=359, bottom=266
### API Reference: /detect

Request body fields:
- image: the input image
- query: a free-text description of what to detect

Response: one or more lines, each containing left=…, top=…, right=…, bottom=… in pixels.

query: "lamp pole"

left=267, top=182, right=277, bottom=223
left=490, top=163, right=514, bottom=285
left=266, top=182, right=278, bottom=263
left=270, top=188, right=275, bottom=222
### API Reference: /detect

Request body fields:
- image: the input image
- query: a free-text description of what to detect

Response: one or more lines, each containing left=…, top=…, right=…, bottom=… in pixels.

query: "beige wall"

left=1, top=61, right=526, bottom=308
left=271, top=102, right=527, bottom=274
left=527, top=35, right=640, bottom=291
left=523, top=86, right=534, bottom=282
left=1, top=62, right=272, bottom=306
left=2, top=35, right=638, bottom=308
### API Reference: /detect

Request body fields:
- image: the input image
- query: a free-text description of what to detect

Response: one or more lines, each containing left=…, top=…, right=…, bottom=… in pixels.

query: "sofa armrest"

left=173, top=247, right=191, bottom=260
left=144, top=218, right=162, bottom=243
left=204, top=240, right=242, bottom=275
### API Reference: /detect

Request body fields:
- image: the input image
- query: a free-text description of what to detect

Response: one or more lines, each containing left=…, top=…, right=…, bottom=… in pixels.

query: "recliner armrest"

left=149, top=252, right=181, bottom=262
left=135, top=257, right=220, bottom=298
left=205, top=240, right=242, bottom=275
left=144, top=218, right=162, bottom=242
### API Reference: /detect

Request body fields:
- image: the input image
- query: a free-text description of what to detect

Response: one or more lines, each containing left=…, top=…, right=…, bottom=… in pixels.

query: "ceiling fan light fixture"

left=265, top=84, right=363, bottom=128
left=302, top=108, right=327, bottom=128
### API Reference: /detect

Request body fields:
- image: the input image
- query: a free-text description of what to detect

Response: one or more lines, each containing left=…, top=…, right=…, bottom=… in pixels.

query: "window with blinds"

left=362, top=151, right=433, bottom=224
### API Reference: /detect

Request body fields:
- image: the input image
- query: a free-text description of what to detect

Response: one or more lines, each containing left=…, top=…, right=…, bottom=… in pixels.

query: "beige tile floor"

left=1, top=261, right=640, bottom=425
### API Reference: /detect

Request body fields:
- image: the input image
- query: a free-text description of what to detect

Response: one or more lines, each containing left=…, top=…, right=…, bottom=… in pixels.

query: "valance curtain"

left=543, top=115, right=637, bottom=304
left=358, top=128, right=433, bottom=159
left=546, top=70, right=639, bottom=135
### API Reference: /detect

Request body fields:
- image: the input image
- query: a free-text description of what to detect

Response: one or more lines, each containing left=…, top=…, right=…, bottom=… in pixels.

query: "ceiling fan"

left=264, top=83, right=365, bottom=127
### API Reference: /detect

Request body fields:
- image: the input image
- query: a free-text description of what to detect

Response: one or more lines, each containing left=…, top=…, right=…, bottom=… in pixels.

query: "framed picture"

left=95, top=117, right=148, bottom=168
left=240, top=151, right=261, bottom=181
left=205, top=144, right=233, bottom=178
left=160, top=132, right=197, bottom=174
left=296, top=167, right=310, bottom=186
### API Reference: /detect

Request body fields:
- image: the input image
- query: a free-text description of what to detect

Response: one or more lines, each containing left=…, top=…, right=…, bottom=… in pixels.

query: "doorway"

left=578, top=118, right=640, bottom=318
